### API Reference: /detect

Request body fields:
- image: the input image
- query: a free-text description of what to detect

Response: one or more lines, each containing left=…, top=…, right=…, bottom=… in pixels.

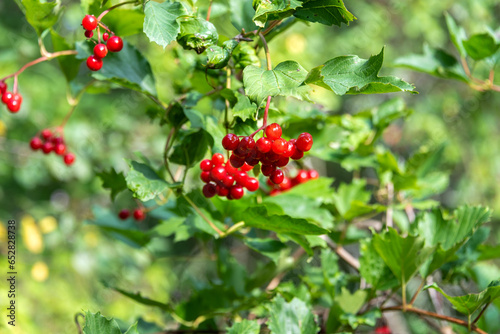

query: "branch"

left=182, top=194, right=224, bottom=237
left=266, top=247, right=306, bottom=290
left=320, top=235, right=360, bottom=271
left=381, top=306, right=488, bottom=334
left=258, top=32, right=272, bottom=71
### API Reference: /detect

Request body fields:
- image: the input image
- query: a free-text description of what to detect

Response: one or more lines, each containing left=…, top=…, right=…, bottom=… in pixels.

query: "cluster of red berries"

left=81, top=15, right=124, bottom=71
left=200, top=153, right=259, bottom=200
left=222, top=123, right=313, bottom=185
left=118, top=208, right=146, bottom=221
left=268, top=169, right=319, bottom=196
left=30, top=129, right=75, bottom=166
left=0, top=81, right=22, bottom=113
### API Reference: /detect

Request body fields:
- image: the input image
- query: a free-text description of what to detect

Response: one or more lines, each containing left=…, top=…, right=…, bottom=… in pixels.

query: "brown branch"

left=182, top=194, right=224, bottom=237
left=320, top=235, right=360, bottom=271
left=408, top=279, right=425, bottom=306
left=473, top=302, right=490, bottom=324
left=258, top=32, right=272, bottom=71
left=266, top=247, right=306, bottom=290
left=381, top=306, right=487, bottom=334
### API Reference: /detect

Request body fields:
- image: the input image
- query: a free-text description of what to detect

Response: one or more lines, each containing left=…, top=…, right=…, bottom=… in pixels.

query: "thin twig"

left=182, top=194, right=224, bottom=237
left=320, top=235, right=360, bottom=271
left=74, top=313, right=85, bottom=334
left=386, top=182, right=394, bottom=228
left=97, top=0, right=138, bottom=21
left=206, top=0, right=213, bottom=21
left=409, top=278, right=425, bottom=306
left=258, top=32, right=272, bottom=71
left=472, top=302, right=490, bottom=324
left=266, top=247, right=306, bottom=290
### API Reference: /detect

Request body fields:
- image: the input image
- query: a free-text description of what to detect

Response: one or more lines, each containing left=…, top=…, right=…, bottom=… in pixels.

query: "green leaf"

left=238, top=205, right=329, bottom=235
left=20, top=0, right=60, bottom=35
left=125, top=160, right=176, bottom=201
left=306, top=48, right=416, bottom=95
left=232, top=93, right=258, bottom=122
left=227, top=319, right=260, bottom=334
left=50, top=30, right=81, bottom=82
left=267, top=296, right=319, bottom=334
left=372, top=227, right=434, bottom=285
left=334, top=287, right=367, bottom=315
left=229, top=0, right=258, bottom=31
left=243, top=61, right=311, bottom=106
left=294, top=0, right=355, bottom=27
left=143, top=1, right=186, bottom=49
left=244, top=238, right=287, bottom=263
left=253, top=0, right=302, bottom=28
left=82, top=311, right=121, bottom=334
left=88, top=41, right=156, bottom=96
left=96, top=168, right=127, bottom=200
left=232, top=42, right=261, bottom=69
left=284, top=177, right=334, bottom=203
left=371, top=97, right=410, bottom=129
left=394, top=44, right=469, bottom=82
left=359, top=238, right=398, bottom=290
left=124, top=323, right=140, bottom=334
left=445, top=12, right=467, bottom=57
left=169, top=129, right=213, bottom=166
left=331, top=179, right=373, bottom=220
left=177, top=17, right=219, bottom=54
left=107, top=285, right=172, bottom=312
left=206, top=40, right=239, bottom=69
left=463, top=33, right=500, bottom=61
left=102, top=9, right=145, bottom=37
left=425, top=281, right=500, bottom=319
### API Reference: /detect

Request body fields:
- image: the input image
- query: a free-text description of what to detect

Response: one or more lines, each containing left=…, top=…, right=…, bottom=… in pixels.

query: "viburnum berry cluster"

left=268, top=169, right=319, bottom=196
left=82, top=14, right=124, bottom=72
left=0, top=81, right=22, bottom=113
left=30, top=129, right=75, bottom=166
left=222, top=123, right=313, bottom=186
left=199, top=153, right=259, bottom=200
left=118, top=208, right=146, bottom=221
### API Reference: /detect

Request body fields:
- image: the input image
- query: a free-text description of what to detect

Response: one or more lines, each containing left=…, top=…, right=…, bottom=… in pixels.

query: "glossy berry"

left=212, top=153, right=225, bottom=166
left=210, top=166, right=227, bottom=182
left=256, top=137, right=272, bottom=153
left=265, top=123, right=282, bottom=140
left=308, top=169, right=319, bottom=179
left=375, top=327, right=391, bottom=334
left=245, top=178, right=259, bottom=191
left=238, top=136, right=255, bottom=154
left=261, top=164, right=276, bottom=177
left=103, top=32, right=109, bottom=41
left=295, top=170, right=309, bottom=184
left=230, top=185, right=244, bottom=200
left=200, top=171, right=211, bottom=183
left=291, top=148, right=304, bottom=160
left=222, top=174, right=235, bottom=188
left=82, top=15, right=98, bottom=31
left=133, top=208, right=146, bottom=221
left=41, top=129, right=52, bottom=139
left=54, top=143, right=66, bottom=155
left=118, top=209, right=130, bottom=220
left=222, top=133, right=240, bottom=151
left=202, top=183, right=217, bottom=198
left=275, top=156, right=289, bottom=168
left=296, top=132, right=313, bottom=152
left=63, top=153, right=75, bottom=165
left=86, top=55, right=103, bottom=71
left=217, top=185, right=229, bottom=197
left=30, top=137, right=43, bottom=150
left=234, top=171, right=248, bottom=185
left=225, top=163, right=238, bottom=175
left=282, top=141, right=296, bottom=158
left=279, top=177, right=292, bottom=190
left=42, top=142, right=54, bottom=154
left=233, top=146, right=248, bottom=158
left=107, top=36, right=123, bottom=52
left=199, top=159, right=212, bottom=171
left=270, top=169, right=284, bottom=184
left=0, top=81, right=6, bottom=96
left=229, top=154, right=245, bottom=168
left=240, top=163, right=253, bottom=172
left=93, top=43, right=108, bottom=58
left=84, top=30, right=94, bottom=39
left=7, top=99, right=21, bottom=112
left=271, top=138, right=287, bottom=155
left=2, top=91, right=13, bottom=104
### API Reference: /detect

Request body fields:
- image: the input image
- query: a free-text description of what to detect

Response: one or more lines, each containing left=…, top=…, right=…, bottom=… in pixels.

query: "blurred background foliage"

left=1, top=0, right=500, bottom=333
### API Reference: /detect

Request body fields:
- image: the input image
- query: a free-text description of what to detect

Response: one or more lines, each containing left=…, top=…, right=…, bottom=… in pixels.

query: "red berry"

left=225, top=163, right=238, bottom=175
left=291, top=148, right=304, bottom=160
left=202, top=183, right=217, bottom=198
left=282, top=140, right=296, bottom=158
left=375, top=326, right=391, bottom=334
left=272, top=138, right=287, bottom=155
left=200, top=171, right=211, bottom=183
left=210, top=166, right=227, bottom=182
left=265, top=123, right=282, bottom=140
left=42, top=142, right=54, bottom=154
left=275, top=156, right=289, bottom=167
left=279, top=177, right=292, bottom=190
left=86, top=55, right=103, bottom=71
left=308, top=170, right=319, bottom=179
left=234, top=171, right=248, bottom=185
left=295, top=170, right=309, bottom=184
left=238, top=136, right=256, bottom=154
left=107, top=36, right=123, bottom=52
left=7, top=98, right=21, bottom=113
left=256, top=137, right=272, bottom=153
left=217, top=185, right=229, bottom=196
left=84, top=30, right=94, bottom=39
left=82, top=15, right=98, bottom=31
left=94, top=43, right=108, bottom=58
left=229, top=154, right=245, bottom=168
left=296, top=133, right=313, bottom=152
left=212, top=153, right=225, bottom=166
left=230, top=185, right=244, bottom=200
left=270, top=169, right=284, bottom=184
left=240, top=163, right=253, bottom=172
left=2, top=91, right=13, bottom=104
left=30, top=137, right=43, bottom=150
left=264, top=151, right=280, bottom=163
left=261, top=164, right=276, bottom=177
left=51, top=137, right=64, bottom=145
left=54, top=143, right=66, bottom=155
left=245, top=178, right=259, bottom=191
left=64, top=153, right=75, bottom=165
left=233, top=146, right=248, bottom=158
left=200, top=159, right=212, bottom=171
left=41, top=129, right=52, bottom=139
left=245, top=156, right=261, bottom=167
left=133, top=208, right=146, bottom=221
left=270, top=189, right=281, bottom=196
left=118, top=209, right=130, bottom=220
left=222, top=174, right=235, bottom=188
left=222, top=133, right=240, bottom=151
left=103, top=32, right=109, bottom=41
left=0, top=81, right=7, bottom=96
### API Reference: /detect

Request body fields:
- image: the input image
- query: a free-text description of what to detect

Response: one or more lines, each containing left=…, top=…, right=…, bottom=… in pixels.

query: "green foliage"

left=125, top=160, right=178, bottom=201
left=143, top=1, right=186, bottom=49
left=267, top=296, right=319, bottom=334
left=83, top=311, right=138, bottom=334
left=177, top=17, right=219, bottom=54
left=227, top=319, right=260, bottom=334
left=19, top=0, right=60, bottom=35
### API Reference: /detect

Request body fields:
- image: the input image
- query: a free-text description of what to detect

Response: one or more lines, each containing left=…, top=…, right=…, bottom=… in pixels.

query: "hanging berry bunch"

left=30, top=129, right=76, bottom=166
left=1, top=81, right=22, bottom=113
left=199, top=153, right=259, bottom=200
